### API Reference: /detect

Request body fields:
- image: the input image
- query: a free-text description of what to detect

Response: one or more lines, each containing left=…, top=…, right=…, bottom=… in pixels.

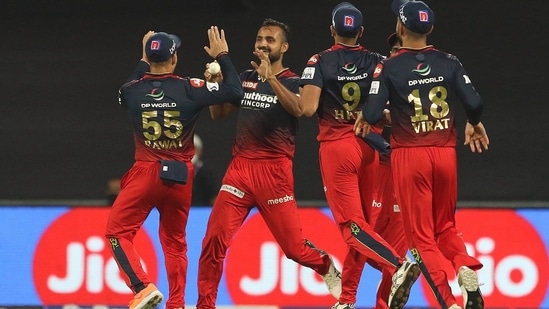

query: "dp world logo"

left=342, top=63, right=357, bottom=74
left=412, top=63, right=431, bottom=76
left=146, top=88, right=164, bottom=101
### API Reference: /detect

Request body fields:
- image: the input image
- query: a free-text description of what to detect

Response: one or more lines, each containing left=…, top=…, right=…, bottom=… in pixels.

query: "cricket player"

left=356, top=1, right=488, bottom=308
left=105, top=27, right=243, bottom=309
left=196, top=18, right=341, bottom=309
left=298, top=2, right=420, bottom=309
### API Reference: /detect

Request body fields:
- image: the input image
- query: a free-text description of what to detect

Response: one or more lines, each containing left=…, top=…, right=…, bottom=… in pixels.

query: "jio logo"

left=33, top=208, right=158, bottom=305
left=420, top=209, right=548, bottom=308
left=224, top=209, right=347, bottom=306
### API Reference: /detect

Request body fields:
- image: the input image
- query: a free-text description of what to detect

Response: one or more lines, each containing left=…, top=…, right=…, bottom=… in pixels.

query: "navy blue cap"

left=332, top=2, right=363, bottom=38
left=392, top=0, right=434, bottom=34
left=145, top=32, right=182, bottom=63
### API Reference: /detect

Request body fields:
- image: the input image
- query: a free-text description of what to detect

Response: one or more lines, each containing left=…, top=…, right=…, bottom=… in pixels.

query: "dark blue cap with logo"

left=392, top=0, right=434, bottom=34
left=332, top=2, right=363, bottom=38
left=145, top=32, right=182, bottom=63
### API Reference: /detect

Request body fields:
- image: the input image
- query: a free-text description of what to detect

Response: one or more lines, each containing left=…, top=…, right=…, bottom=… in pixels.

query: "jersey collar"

left=332, top=42, right=366, bottom=51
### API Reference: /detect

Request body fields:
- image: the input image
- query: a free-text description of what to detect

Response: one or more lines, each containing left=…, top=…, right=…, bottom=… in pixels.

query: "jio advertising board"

left=0, top=206, right=548, bottom=308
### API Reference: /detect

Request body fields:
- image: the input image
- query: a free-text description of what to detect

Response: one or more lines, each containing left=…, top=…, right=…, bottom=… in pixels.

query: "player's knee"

left=202, top=234, right=232, bottom=259
left=283, top=251, right=301, bottom=262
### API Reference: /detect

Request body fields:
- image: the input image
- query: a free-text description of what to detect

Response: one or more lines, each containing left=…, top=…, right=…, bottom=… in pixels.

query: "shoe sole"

left=462, top=288, right=483, bottom=309
left=134, top=291, right=163, bottom=309
left=460, top=270, right=483, bottom=309
left=331, top=304, right=355, bottom=309
left=389, top=264, right=421, bottom=309
left=323, top=261, right=342, bottom=299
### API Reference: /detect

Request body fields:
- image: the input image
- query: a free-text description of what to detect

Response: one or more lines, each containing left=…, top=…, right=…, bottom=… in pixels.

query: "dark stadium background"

left=1, top=0, right=547, bottom=204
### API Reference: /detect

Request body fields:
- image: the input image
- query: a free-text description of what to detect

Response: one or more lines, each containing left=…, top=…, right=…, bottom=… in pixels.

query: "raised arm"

left=193, top=26, right=244, bottom=107
left=251, top=48, right=302, bottom=117
left=125, top=31, right=155, bottom=83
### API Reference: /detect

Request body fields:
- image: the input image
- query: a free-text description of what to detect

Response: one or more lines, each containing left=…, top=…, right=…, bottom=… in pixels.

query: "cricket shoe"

left=458, top=266, right=484, bottom=309
left=449, top=304, right=463, bottom=309
left=388, top=258, right=421, bottom=309
left=321, top=255, right=342, bottom=299
left=331, top=302, right=355, bottom=309
left=128, top=283, right=163, bottom=309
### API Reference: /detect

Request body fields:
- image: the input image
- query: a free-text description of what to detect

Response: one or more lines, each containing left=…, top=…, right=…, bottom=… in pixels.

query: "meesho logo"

left=33, top=208, right=158, bottom=305
left=224, top=209, right=347, bottom=306
left=421, top=209, right=548, bottom=308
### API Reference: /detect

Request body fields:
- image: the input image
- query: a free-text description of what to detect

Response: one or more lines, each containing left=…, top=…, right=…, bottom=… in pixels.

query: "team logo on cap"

left=344, top=15, right=355, bottom=27
left=150, top=40, right=161, bottom=51
left=419, top=10, right=429, bottom=22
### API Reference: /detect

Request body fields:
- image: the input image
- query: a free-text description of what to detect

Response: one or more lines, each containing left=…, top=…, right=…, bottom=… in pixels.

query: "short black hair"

left=261, top=18, right=291, bottom=43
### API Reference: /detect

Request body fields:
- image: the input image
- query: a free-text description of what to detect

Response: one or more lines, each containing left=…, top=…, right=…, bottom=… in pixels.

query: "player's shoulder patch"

left=369, top=80, right=380, bottom=95
left=306, top=54, right=319, bottom=65
left=373, top=63, right=384, bottom=79
left=301, top=67, right=315, bottom=80
left=190, top=78, right=205, bottom=88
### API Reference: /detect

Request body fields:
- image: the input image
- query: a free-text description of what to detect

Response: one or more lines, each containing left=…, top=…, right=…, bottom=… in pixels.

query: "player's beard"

left=268, top=50, right=281, bottom=63
left=258, top=47, right=282, bottom=64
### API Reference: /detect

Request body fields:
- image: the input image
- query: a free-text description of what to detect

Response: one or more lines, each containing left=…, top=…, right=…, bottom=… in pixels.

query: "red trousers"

left=196, top=156, right=330, bottom=309
left=370, top=162, right=408, bottom=309
left=392, top=147, right=482, bottom=307
left=105, top=160, right=193, bottom=309
left=319, top=137, right=403, bottom=304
